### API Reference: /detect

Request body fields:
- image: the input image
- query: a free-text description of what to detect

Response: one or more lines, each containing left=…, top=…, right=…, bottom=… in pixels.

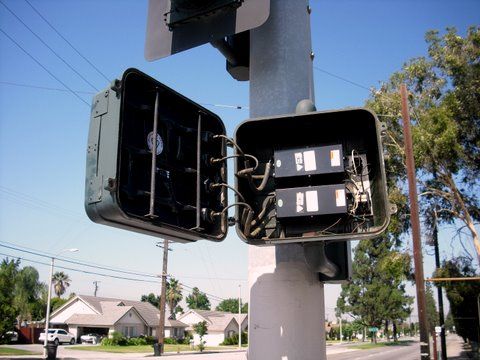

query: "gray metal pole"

left=43, top=257, right=54, bottom=358
left=238, top=284, right=242, bottom=349
left=248, top=1, right=326, bottom=359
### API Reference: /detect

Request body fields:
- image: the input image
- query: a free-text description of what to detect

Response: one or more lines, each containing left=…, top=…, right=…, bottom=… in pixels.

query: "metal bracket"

left=303, top=242, right=339, bottom=278
left=92, top=90, right=109, bottom=118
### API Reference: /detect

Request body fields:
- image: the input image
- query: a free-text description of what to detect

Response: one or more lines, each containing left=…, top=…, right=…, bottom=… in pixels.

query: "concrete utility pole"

left=248, top=1, right=326, bottom=359
left=400, top=84, right=430, bottom=360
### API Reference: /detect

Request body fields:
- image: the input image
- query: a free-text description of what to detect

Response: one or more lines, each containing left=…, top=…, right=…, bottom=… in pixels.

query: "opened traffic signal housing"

left=85, top=68, right=228, bottom=243
left=85, top=68, right=390, bottom=244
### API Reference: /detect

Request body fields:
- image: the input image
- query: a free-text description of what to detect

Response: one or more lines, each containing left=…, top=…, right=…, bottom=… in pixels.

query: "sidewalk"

left=445, top=335, right=479, bottom=359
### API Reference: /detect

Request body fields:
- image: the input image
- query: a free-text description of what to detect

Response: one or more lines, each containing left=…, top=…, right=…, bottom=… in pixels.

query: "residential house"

left=49, top=295, right=187, bottom=342
left=178, top=309, right=247, bottom=346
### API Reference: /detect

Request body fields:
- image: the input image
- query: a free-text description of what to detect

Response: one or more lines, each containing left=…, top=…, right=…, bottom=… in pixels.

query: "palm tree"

left=52, top=271, right=71, bottom=298
left=166, top=278, right=182, bottom=319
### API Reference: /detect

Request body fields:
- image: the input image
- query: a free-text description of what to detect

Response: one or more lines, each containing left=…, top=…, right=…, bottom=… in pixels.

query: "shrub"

left=143, top=335, right=156, bottom=345
left=127, top=337, right=147, bottom=346
left=221, top=332, right=248, bottom=346
left=163, top=337, right=177, bottom=345
left=101, top=331, right=127, bottom=346
left=181, top=331, right=193, bottom=345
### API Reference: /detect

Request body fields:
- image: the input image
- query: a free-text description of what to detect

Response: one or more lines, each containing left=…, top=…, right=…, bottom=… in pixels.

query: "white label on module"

left=296, top=192, right=304, bottom=213
left=330, top=149, right=341, bottom=167
left=335, top=189, right=346, bottom=207
left=306, top=191, right=319, bottom=212
left=295, top=152, right=303, bottom=171
left=303, top=150, right=317, bottom=171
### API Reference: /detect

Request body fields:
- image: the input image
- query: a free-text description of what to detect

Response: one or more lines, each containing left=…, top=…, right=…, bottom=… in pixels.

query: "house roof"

left=179, top=310, right=247, bottom=332
left=55, top=295, right=187, bottom=328
left=66, top=306, right=133, bottom=326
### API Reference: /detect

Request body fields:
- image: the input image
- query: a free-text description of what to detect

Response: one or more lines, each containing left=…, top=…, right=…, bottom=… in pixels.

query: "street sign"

left=145, top=0, right=270, bottom=60
left=369, top=327, right=379, bottom=332
left=435, top=326, right=442, bottom=334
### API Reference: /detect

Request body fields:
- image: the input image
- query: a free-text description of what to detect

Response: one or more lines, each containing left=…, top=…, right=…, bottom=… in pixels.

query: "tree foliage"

left=166, top=278, right=182, bottom=319
left=434, top=257, right=480, bottom=342
left=141, top=293, right=160, bottom=308
left=366, top=26, right=480, bottom=264
left=215, top=298, right=248, bottom=314
left=52, top=271, right=71, bottom=298
left=14, top=266, right=44, bottom=325
left=193, top=321, right=208, bottom=352
left=425, top=283, right=439, bottom=334
left=186, top=287, right=211, bottom=310
left=0, top=258, right=19, bottom=343
left=337, top=238, right=413, bottom=343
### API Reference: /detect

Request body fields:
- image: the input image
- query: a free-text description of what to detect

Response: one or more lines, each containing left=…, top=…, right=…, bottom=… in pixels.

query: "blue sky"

left=0, top=0, right=478, bottom=320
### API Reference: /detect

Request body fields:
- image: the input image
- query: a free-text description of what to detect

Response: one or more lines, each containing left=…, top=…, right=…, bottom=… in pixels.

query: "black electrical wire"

left=210, top=183, right=246, bottom=203
left=0, top=0, right=99, bottom=91
left=23, top=0, right=111, bottom=83
left=0, top=28, right=90, bottom=107
left=211, top=154, right=259, bottom=171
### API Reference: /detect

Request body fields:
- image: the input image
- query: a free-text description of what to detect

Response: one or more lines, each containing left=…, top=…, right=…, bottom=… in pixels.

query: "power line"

left=0, top=28, right=90, bottom=107
left=0, top=80, right=94, bottom=94
left=0, top=251, right=159, bottom=284
left=0, top=81, right=248, bottom=110
left=313, top=66, right=372, bottom=92
left=23, top=0, right=111, bottom=83
left=0, top=0, right=99, bottom=91
left=0, top=242, right=229, bottom=301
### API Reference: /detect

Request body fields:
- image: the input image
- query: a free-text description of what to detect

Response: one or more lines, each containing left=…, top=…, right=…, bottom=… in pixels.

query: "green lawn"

left=71, top=344, right=242, bottom=353
left=0, top=347, right=41, bottom=356
left=348, top=340, right=414, bottom=350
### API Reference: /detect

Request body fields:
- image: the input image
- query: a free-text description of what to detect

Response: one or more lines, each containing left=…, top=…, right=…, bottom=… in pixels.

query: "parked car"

left=39, top=329, right=75, bottom=345
left=1, top=331, right=18, bottom=343
left=80, top=333, right=101, bottom=344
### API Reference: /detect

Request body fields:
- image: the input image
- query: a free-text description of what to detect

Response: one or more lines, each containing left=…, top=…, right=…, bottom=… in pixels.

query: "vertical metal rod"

left=433, top=214, right=447, bottom=360
left=43, top=257, right=55, bottom=358
left=157, top=239, right=169, bottom=355
left=400, top=84, right=430, bottom=360
left=148, top=90, right=160, bottom=217
left=196, top=113, right=202, bottom=229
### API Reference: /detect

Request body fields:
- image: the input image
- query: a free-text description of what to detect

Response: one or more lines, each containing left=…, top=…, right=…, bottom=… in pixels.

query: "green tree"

left=0, top=258, right=19, bottom=343
left=166, top=278, right=182, bottom=319
left=141, top=293, right=160, bottom=308
left=337, top=238, right=413, bottom=344
left=435, top=257, right=480, bottom=343
left=425, top=283, right=439, bottom=334
left=186, top=287, right=211, bottom=310
left=215, top=298, right=248, bottom=314
left=52, top=271, right=71, bottom=298
left=366, top=26, right=480, bottom=265
left=193, top=321, right=208, bottom=352
left=13, top=266, right=44, bottom=325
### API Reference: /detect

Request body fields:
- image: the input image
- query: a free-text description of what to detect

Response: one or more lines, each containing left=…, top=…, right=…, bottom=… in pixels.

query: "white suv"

left=39, top=329, right=76, bottom=345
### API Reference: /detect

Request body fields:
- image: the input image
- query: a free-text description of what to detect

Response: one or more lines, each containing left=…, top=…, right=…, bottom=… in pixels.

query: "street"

left=0, top=335, right=474, bottom=359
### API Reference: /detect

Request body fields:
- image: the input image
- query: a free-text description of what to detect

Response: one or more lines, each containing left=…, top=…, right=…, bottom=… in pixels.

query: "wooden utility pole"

left=156, top=239, right=169, bottom=355
left=400, top=84, right=430, bottom=360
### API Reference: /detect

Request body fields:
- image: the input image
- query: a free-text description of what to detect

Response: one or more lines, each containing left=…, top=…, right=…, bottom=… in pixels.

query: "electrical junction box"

left=274, top=145, right=344, bottom=178
left=85, top=68, right=390, bottom=245
left=276, top=184, right=347, bottom=218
